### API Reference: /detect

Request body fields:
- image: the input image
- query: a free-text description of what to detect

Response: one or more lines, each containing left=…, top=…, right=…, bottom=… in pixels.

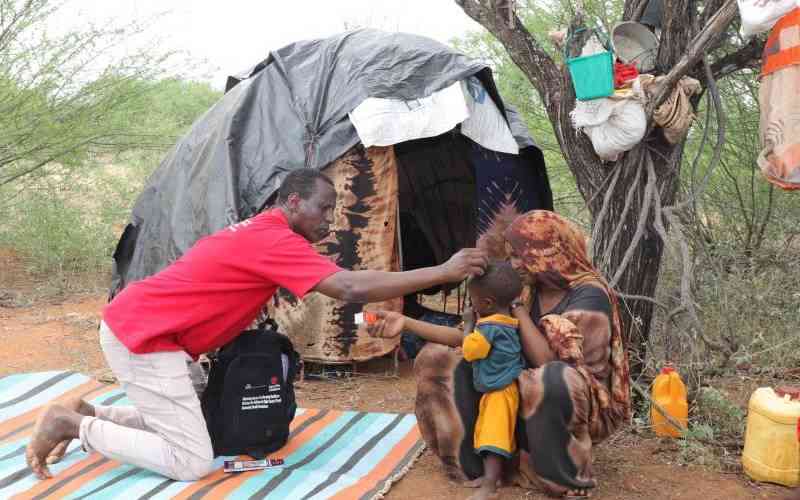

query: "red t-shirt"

left=103, top=209, right=341, bottom=357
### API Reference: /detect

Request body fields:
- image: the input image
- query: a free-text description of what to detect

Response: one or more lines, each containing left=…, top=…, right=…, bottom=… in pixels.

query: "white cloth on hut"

left=349, top=78, right=518, bottom=155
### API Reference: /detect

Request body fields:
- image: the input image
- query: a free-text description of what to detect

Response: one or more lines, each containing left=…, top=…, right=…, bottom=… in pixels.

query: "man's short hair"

left=277, top=168, right=334, bottom=204
left=469, top=260, right=522, bottom=308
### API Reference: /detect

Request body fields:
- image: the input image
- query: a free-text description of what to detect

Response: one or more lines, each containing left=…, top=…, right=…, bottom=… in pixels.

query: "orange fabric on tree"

left=761, top=8, right=800, bottom=77
left=758, top=8, right=800, bottom=190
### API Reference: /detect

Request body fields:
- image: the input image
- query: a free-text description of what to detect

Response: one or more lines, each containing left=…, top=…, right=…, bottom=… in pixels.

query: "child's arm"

left=368, top=311, right=463, bottom=347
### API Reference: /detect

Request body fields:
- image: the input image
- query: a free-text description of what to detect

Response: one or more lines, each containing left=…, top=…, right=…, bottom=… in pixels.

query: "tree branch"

left=616, top=292, right=671, bottom=313
left=667, top=58, right=726, bottom=214
left=454, top=0, right=560, bottom=99
left=646, top=0, right=738, bottom=116
left=601, top=162, right=643, bottom=270
left=710, top=37, right=764, bottom=80
left=610, top=151, right=657, bottom=288
left=628, top=0, right=650, bottom=22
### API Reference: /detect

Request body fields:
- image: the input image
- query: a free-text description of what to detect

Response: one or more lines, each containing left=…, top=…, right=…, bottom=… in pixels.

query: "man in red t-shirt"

left=26, top=168, right=487, bottom=481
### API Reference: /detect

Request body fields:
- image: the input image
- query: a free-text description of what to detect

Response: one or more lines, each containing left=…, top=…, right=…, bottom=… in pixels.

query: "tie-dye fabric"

left=504, top=210, right=631, bottom=428
left=271, top=145, right=403, bottom=363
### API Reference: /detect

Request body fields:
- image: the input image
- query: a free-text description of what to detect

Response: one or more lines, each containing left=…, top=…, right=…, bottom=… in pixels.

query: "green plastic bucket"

left=567, top=50, right=614, bottom=101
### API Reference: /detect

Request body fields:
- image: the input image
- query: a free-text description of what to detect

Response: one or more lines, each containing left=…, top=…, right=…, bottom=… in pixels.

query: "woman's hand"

left=366, top=310, right=406, bottom=339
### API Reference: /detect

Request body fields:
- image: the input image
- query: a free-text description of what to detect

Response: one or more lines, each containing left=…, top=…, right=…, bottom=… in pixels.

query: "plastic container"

left=650, top=366, right=688, bottom=437
left=567, top=51, right=615, bottom=101
left=611, top=21, right=658, bottom=72
left=742, top=386, right=800, bottom=487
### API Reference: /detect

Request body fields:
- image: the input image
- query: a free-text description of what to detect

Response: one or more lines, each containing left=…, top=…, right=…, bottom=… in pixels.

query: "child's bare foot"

left=463, top=476, right=484, bottom=488
left=26, top=405, right=82, bottom=479
left=467, top=482, right=499, bottom=500
left=564, top=488, right=590, bottom=498
left=44, top=399, right=94, bottom=465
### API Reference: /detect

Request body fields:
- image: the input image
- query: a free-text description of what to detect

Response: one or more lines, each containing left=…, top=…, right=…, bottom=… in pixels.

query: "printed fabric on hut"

left=759, top=8, right=800, bottom=190
left=271, top=145, right=403, bottom=362
left=413, top=210, right=631, bottom=496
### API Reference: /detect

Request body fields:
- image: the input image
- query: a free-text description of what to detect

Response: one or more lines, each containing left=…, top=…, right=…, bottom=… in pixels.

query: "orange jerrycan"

left=650, top=366, right=688, bottom=437
left=742, top=386, right=800, bottom=487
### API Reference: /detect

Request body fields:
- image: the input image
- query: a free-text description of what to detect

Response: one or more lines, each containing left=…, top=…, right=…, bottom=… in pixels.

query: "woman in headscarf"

left=369, top=210, right=631, bottom=498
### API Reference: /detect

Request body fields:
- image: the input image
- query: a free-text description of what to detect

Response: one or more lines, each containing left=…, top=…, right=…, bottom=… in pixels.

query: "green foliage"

left=0, top=0, right=177, bottom=186
left=102, top=78, right=221, bottom=144
left=0, top=0, right=222, bottom=281
left=0, top=172, right=118, bottom=276
left=694, top=387, right=745, bottom=439
left=0, top=77, right=221, bottom=281
left=653, top=69, right=800, bottom=375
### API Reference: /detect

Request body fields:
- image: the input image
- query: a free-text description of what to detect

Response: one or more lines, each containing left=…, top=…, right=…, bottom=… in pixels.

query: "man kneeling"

left=26, top=168, right=487, bottom=481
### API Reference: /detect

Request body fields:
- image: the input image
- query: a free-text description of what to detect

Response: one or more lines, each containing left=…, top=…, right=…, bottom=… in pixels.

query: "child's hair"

left=468, top=260, right=522, bottom=308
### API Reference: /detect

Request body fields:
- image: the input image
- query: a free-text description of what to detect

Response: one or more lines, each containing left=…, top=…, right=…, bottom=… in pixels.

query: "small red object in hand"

left=614, top=62, right=639, bottom=89
left=355, top=311, right=378, bottom=325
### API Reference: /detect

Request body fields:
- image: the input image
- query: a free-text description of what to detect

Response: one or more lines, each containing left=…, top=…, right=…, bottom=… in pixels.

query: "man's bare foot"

left=45, top=399, right=94, bottom=465
left=26, top=405, right=82, bottom=479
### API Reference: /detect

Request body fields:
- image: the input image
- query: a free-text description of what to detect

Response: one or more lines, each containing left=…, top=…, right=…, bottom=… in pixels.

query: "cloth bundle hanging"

left=570, top=97, right=647, bottom=162
left=634, top=75, right=701, bottom=144
left=758, top=8, right=800, bottom=190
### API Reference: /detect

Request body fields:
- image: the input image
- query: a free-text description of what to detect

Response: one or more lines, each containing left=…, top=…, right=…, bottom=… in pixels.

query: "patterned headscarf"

left=503, top=210, right=632, bottom=423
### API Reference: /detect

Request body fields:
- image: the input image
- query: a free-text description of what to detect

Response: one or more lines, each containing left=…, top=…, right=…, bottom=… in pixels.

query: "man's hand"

left=366, top=310, right=406, bottom=339
left=440, top=248, right=488, bottom=282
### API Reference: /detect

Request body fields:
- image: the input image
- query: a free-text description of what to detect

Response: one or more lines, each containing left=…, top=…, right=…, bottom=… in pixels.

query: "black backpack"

left=201, top=320, right=300, bottom=458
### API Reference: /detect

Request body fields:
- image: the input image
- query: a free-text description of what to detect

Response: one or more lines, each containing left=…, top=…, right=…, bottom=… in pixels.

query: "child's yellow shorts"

left=474, top=381, right=519, bottom=458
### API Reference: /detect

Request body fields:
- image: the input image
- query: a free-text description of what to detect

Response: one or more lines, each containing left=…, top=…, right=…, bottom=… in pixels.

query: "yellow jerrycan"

left=650, top=366, right=688, bottom=437
left=742, top=386, right=800, bottom=487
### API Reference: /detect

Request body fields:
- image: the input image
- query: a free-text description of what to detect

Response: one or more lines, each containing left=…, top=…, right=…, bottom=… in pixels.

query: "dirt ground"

left=0, top=251, right=793, bottom=500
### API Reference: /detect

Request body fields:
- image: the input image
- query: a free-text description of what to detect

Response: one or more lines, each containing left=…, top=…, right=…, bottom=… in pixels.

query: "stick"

left=632, top=381, right=687, bottom=434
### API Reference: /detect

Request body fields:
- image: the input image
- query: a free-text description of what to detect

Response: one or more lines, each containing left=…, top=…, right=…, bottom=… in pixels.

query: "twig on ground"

left=632, top=381, right=687, bottom=434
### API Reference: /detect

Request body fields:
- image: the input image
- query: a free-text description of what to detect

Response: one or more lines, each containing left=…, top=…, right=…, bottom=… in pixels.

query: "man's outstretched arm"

left=313, top=248, right=487, bottom=303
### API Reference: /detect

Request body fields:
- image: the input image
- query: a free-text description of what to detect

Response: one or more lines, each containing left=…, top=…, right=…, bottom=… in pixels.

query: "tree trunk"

left=586, top=141, right=682, bottom=375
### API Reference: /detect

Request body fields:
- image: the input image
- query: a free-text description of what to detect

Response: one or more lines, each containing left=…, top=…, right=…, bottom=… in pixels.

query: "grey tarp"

left=110, top=28, right=540, bottom=297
